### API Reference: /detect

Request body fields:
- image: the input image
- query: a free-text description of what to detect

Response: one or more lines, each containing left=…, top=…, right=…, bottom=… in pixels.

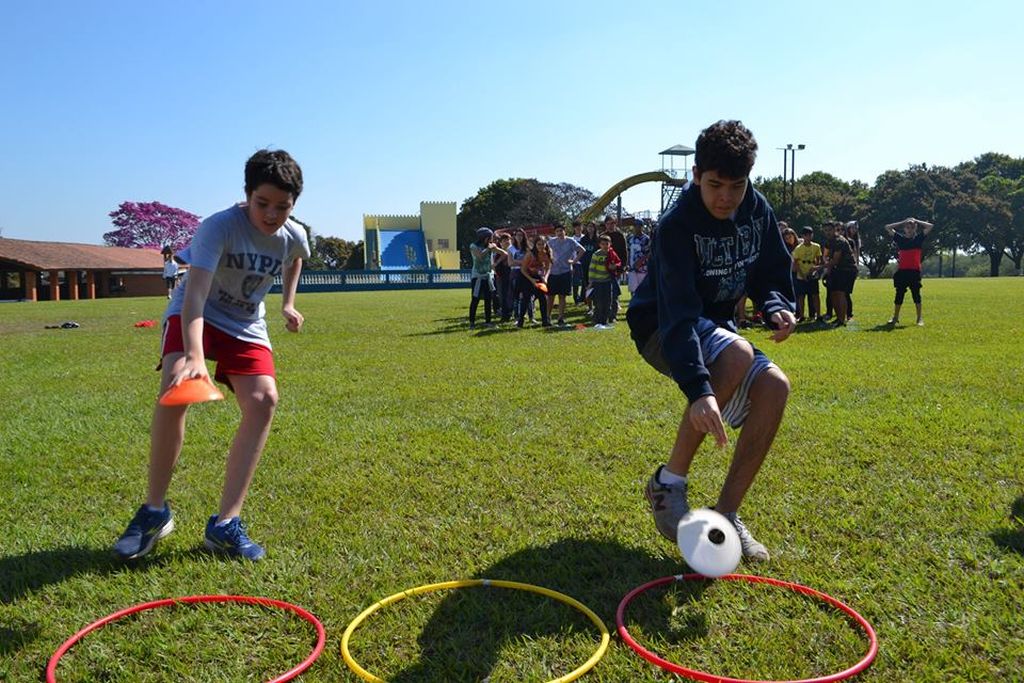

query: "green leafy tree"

left=544, top=182, right=599, bottom=221
left=967, top=153, right=1024, bottom=274
left=861, top=165, right=953, bottom=277
left=456, top=178, right=575, bottom=266
left=947, top=170, right=1014, bottom=276
left=1007, top=181, right=1024, bottom=274
left=287, top=216, right=321, bottom=267
left=344, top=241, right=365, bottom=270
left=752, top=176, right=785, bottom=213
left=790, top=172, right=867, bottom=227
left=311, top=236, right=359, bottom=270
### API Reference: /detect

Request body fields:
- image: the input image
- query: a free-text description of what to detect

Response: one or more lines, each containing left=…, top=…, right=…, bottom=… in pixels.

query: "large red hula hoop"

left=616, top=573, right=878, bottom=683
left=46, top=595, right=326, bottom=683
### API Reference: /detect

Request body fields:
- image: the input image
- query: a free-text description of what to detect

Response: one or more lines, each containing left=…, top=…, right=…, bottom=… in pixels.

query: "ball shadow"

left=991, top=495, right=1024, bottom=555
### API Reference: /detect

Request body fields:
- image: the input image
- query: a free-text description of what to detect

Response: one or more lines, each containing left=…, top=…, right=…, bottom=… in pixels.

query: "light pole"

left=776, top=144, right=806, bottom=218
left=789, top=144, right=805, bottom=216
left=777, top=146, right=790, bottom=215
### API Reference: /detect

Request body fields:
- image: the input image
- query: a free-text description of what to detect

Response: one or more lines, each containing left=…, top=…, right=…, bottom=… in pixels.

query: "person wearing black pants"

left=517, top=235, right=552, bottom=327
left=588, top=234, right=621, bottom=329
left=468, top=228, right=506, bottom=329
left=885, top=217, right=933, bottom=326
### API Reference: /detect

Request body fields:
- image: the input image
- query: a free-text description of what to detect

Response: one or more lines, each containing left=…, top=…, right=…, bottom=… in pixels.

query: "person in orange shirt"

left=518, top=234, right=552, bottom=327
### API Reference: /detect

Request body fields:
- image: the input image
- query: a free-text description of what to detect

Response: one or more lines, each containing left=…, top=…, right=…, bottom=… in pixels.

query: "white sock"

left=215, top=516, right=236, bottom=527
left=145, top=504, right=164, bottom=513
left=658, top=467, right=687, bottom=486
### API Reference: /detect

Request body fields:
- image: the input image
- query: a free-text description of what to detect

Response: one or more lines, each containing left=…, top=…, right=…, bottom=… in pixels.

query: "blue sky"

left=3, top=0, right=1021, bottom=245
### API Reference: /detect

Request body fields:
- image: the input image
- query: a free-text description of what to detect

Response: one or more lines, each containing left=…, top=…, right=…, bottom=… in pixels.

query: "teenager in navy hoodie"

left=627, top=120, right=796, bottom=562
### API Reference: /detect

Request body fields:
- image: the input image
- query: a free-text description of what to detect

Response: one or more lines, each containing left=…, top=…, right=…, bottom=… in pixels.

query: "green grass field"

left=1, top=277, right=1022, bottom=682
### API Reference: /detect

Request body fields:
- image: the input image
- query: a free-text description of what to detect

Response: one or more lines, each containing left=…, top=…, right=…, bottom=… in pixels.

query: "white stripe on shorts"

left=695, top=318, right=776, bottom=429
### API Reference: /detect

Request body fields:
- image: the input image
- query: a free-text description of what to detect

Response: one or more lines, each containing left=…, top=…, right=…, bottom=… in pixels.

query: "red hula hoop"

left=46, top=595, right=326, bottom=683
left=616, top=574, right=878, bottom=683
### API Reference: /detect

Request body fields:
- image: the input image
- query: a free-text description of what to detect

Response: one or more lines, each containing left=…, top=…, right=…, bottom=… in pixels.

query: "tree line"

left=757, top=152, right=1024, bottom=277
left=105, top=153, right=1022, bottom=277
left=455, top=153, right=1024, bottom=277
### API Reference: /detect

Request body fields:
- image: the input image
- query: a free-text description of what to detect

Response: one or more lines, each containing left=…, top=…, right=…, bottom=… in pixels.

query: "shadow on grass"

left=0, top=545, right=175, bottom=654
left=407, top=310, right=601, bottom=337
left=0, top=546, right=181, bottom=606
left=0, top=618, right=42, bottom=657
left=384, top=537, right=698, bottom=682
left=991, top=495, right=1024, bottom=555
left=863, top=322, right=900, bottom=333
left=792, top=320, right=837, bottom=335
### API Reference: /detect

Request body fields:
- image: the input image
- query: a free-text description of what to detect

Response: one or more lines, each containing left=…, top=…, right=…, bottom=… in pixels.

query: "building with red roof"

left=0, top=238, right=175, bottom=301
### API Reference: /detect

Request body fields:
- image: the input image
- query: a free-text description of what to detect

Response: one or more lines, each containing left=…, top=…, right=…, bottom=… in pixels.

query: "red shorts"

left=160, top=315, right=276, bottom=386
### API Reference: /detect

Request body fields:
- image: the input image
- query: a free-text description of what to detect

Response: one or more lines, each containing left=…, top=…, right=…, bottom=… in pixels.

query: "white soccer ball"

left=676, top=508, right=741, bottom=578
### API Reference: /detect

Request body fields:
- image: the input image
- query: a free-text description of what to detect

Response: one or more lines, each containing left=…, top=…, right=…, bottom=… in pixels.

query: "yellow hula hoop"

left=341, top=578, right=610, bottom=683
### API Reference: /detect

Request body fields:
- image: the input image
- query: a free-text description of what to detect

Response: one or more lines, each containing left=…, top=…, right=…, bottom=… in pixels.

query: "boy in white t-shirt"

left=114, top=150, right=310, bottom=561
left=161, top=246, right=180, bottom=299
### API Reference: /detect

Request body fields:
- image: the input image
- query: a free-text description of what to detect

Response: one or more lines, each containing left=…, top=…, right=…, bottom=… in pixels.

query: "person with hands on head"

left=627, top=120, right=796, bottom=562
left=113, top=149, right=310, bottom=563
left=885, top=217, right=933, bottom=326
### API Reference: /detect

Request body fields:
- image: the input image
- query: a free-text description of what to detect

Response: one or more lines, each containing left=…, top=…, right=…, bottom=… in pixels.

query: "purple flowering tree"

left=104, top=201, right=202, bottom=251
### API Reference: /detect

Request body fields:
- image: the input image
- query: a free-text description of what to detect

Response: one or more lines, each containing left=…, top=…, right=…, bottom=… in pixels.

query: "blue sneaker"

left=113, top=504, right=174, bottom=559
left=204, top=515, right=266, bottom=561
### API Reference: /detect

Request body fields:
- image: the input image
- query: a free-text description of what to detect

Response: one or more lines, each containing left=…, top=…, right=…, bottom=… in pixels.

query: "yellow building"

left=363, top=201, right=459, bottom=270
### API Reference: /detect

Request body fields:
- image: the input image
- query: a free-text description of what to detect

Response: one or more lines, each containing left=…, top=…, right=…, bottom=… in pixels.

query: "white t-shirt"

left=165, top=204, right=310, bottom=347
left=163, top=260, right=179, bottom=279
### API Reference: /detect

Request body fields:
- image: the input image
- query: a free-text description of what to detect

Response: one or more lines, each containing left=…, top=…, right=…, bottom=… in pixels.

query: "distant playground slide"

left=576, top=171, right=687, bottom=224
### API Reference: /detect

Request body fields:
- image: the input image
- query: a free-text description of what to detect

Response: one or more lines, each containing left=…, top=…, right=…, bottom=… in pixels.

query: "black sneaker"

left=114, top=504, right=175, bottom=560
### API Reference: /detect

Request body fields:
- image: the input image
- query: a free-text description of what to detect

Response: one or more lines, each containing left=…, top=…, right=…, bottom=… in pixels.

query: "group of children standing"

left=781, top=220, right=861, bottom=327
left=782, top=217, right=932, bottom=327
left=467, top=219, right=652, bottom=330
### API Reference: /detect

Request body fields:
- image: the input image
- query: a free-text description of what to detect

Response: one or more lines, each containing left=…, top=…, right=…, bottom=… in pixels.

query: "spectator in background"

left=736, top=223, right=793, bottom=327
left=885, top=217, right=934, bottom=326
left=162, top=246, right=180, bottom=299
left=509, top=229, right=531, bottom=324
left=588, top=233, right=622, bottom=329
left=781, top=223, right=798, bottom=253
left=605, top=216, right=627, bottom=320
left=468, top=228, right=505, bottom=329
left=791, top=226, right=823, bottom=322
left=572, top=221, right=586, bottom=304
left=518, top=234, right=552, bottom=328
left=821, top=221, right=835, bottom=320
left=547, top=223, right=585, bottom=326
left=580, top=222, right=599, bottom=316
left=493, top=232, right=514, bottom=322
left=844, top=221, right=862, bottom=321
left=822, top=222, right=857, bottom=326
left=627, top=220, right=652, bottom=294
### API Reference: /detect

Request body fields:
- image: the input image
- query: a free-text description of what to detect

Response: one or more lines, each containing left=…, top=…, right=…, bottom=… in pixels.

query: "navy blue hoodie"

left=627, top=181, right=795, bottom=403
